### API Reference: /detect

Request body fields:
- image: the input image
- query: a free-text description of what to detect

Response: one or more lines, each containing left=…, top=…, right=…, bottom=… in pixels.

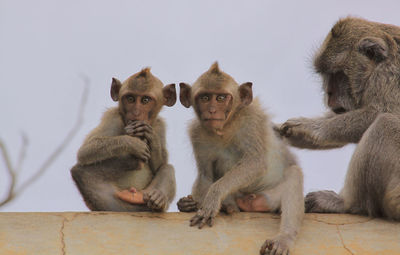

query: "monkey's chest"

left=212, top=148, right=243, bottom=179
left=116, top=164, right=153, bottom=190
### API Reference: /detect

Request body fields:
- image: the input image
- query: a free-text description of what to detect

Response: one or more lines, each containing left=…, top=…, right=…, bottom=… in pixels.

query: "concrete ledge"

left=0, top=212, right=399, bottom=255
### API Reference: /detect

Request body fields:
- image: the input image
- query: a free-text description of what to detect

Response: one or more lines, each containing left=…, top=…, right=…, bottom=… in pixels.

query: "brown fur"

left=178, top=63, right=304, bottom=255
left=280, top=17, right=400, bottom=220
left=71, top=69, right=176, bottom=212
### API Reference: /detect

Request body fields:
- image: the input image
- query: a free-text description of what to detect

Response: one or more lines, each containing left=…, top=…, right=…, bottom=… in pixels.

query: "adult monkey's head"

left=180, top=62, right=253, bottom=135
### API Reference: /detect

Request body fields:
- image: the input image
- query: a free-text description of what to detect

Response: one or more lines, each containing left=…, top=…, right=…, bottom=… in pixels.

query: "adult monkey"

left=71, top=68, right=176, bottom=212
left=279, top=17, right=400, bottom=220
left=178, top=62, right=304, bottom=255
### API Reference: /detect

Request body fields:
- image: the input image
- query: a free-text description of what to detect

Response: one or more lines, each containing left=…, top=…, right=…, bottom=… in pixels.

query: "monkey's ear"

left=239, top=82, right=253, bottom=106
left=163, top=83, right=177, bottom=107
left=110, top=78, right=122, bottom=102
left=358, top=37, right=388, bottom=62
left=179, top=83, right=192, bottom=108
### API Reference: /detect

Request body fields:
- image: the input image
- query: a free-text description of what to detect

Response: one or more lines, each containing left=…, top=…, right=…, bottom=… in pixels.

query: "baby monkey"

left=178, top=62, right=304, bottom=255
left=71, top=68, right=176, bottom=212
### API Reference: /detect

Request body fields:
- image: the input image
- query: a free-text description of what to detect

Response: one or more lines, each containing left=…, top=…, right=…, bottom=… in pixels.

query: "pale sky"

left=1, top=0, right=399, bottom=212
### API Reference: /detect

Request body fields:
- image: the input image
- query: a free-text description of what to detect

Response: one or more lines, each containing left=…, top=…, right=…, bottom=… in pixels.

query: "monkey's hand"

left=190, top=200, right=220, bottom=229
left=279, top=117, right=323, bottom=148
left=125, top=120, right=154, bottom=144
left=260, top=234, right=295, bottom=255
left=177, top=195, right=198, bottom=212
left=143, top=189, right=168, bottom=211
left=128, top=137, right=151, bottom=162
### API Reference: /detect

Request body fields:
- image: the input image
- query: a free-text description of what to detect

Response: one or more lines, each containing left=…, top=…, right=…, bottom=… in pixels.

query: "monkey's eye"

left=199, top=95, right=209, bottom=102
left=141, top=96, right=152, bottom=104
left=216, top=95, right=227, bottom=102
left=126, top=96, right=135, bottom=103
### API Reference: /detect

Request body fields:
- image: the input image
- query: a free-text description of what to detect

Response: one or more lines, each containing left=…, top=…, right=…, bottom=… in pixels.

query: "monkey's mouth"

left=332, top=107, right=347, bottom=114
left=204, top=118, right=225, bottom=121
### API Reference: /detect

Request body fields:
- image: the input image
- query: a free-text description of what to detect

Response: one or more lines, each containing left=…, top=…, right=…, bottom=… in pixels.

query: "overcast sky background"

left=1, top=0, right=399, bottom=212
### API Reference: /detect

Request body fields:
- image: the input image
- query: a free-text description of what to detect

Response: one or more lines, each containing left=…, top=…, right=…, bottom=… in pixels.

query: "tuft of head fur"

left=121, top=67, right=164, bottom=95
left=138, top=67, right=151, bottom=77
left=208, top=61, right=221, bottom=74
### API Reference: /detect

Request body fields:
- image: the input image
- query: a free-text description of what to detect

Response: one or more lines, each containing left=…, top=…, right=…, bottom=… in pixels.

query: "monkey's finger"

left=178, top=196, right=194, bottom=202
left=132, top=125, right=152, bottom=133
left=139, top=151, right=151, bottom=162
left=153, top=195, right=165, bottom=206
left=147, top=199, right=155, bottom=209
left=130, top=122, right=153, bottom=131
left=190, top=215, right=202, bottom=226
left=143, top=192, right=150, bottom=202
left=279, top=125, right=291, bottom=137
left=198, top=216, right=210, bottom=229
left=178, top=204, right=198, bottom=212
left=178, top=200, right=197, bottom=207
left=207, top=217, right=214, bottom=227
left=260, top=240, right=270, bottom=255
left=133, top=132, right=146, bottom=138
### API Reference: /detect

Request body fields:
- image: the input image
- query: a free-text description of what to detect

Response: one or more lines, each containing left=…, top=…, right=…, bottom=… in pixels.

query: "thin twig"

left=15, top=132, right=29, bottom=173
left=16, top=79, right=89, bottom=196
left=0, top=140, right=16, bottom=206
left=0, top=77, right=89, bottom=207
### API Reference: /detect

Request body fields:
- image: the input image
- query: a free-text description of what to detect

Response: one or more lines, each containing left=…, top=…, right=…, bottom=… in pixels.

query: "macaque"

left=178, top=62, right=304, bottom=255
left=279, top=17, right=400, bottom=220
left=71, top=68, right=176, bottom=212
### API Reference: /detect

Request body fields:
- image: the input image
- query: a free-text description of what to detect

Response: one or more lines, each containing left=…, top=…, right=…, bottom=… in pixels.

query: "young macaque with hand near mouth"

left=71, top=68, right=176, bottom=212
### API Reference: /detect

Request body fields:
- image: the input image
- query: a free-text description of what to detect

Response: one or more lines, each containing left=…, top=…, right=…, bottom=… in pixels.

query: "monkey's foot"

left=305, top=190, right=345, bottom=213
left=236, top=193, right=270, bottom=212
left=143, top=189, right=168, bottom=211
left=115, top=188, right=145, bottom=204
left=260, top=235, right=293, bottom=255
left=221, top=203, right=240, bottom=214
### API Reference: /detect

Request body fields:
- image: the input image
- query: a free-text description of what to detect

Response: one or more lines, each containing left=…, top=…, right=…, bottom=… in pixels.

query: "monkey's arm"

left=134, top=119, right=175, bottom=211
left=177, top=142, right=214, bottom=213
left=191, top=142, right=215, bottom=204
left=77, top=109, right=150, bottom=165
left=280, top=108, right=379, bottom=149
left=190, top=155, right=266, bottom=228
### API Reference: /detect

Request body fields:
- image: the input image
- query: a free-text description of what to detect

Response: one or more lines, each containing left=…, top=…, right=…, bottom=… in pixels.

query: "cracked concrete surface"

left=0, top=212, right=399, bottom=254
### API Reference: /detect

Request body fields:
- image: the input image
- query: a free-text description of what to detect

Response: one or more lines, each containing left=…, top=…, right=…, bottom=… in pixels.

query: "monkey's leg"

left=383, top=178, right=400, bottom=220
left=71, top=165, right=149, bottom=212
left=260, top=165, right=304, bottom=255
left=347, top=113, right=400, bottom=219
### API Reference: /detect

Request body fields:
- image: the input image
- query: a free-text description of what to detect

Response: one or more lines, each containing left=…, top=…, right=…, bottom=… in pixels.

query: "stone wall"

left=0, top=212, right=399, bottom=254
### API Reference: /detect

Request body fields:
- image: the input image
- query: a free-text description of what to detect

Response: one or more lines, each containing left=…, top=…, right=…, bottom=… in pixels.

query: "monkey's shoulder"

left=151, top=117, right=166, bottom=133
left=84, top=107, right=125, bottom=139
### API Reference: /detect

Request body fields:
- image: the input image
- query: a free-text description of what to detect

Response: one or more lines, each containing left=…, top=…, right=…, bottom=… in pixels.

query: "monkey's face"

left=121, top=91, right=157, bottom=124
left=321, top=71, right=356, bottom=114
left=195, top=91, right=233, bottom=135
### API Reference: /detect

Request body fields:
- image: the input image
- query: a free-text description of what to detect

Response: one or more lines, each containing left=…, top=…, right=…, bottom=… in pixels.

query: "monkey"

left=278, top=17, right=400, bottom=220
left=177, top=62, right=304, bottom=255
left=70, top=68, right=177, bottom=212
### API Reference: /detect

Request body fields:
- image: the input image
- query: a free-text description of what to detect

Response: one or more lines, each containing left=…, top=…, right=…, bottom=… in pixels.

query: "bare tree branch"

left=15, top=133, right=28, bottom=174
left=0, top=140, right=16, bottom=206
left=0, top=77, right=89, bottom=207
